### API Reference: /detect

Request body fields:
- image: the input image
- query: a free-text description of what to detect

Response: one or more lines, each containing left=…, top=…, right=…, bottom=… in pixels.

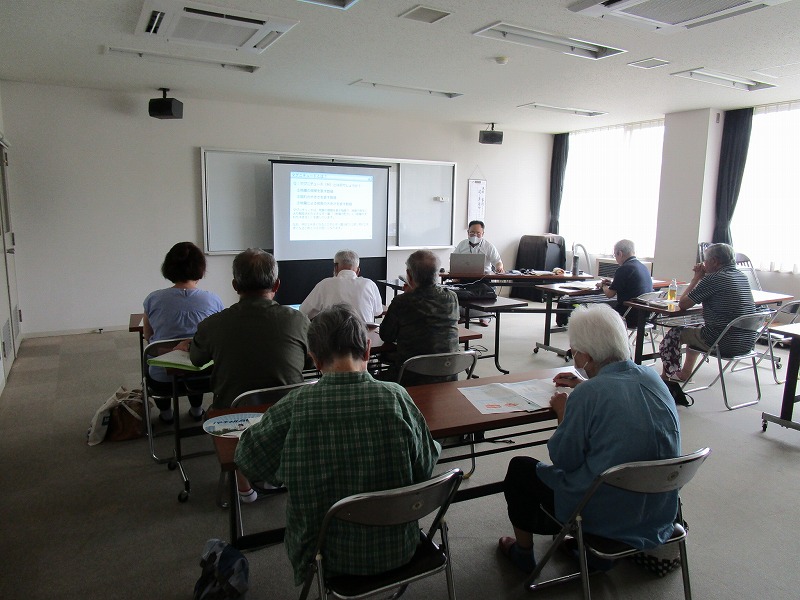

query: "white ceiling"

left=2, top=0, right=800, bottom=134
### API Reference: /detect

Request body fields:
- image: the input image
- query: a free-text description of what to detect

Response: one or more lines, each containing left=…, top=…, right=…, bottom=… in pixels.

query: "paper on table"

left=458, top=379, right=554, bottom=414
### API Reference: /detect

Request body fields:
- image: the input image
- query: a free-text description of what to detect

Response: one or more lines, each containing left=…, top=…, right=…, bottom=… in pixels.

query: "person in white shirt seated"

left=453, top=220, right=505, bottom=274
left=300, top=249, right=384, bottom=324
left=453, top=220, right=504, bottom=326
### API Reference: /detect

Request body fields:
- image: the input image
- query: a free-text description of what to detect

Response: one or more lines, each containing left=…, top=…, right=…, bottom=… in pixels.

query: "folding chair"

left=398, top=351, right=480, bottom=477
left=682, top=311, right=775, bottom=410
left=142, top=338, right=211, bottom=466
left=397, top=350, right=477, bottom=387
left=212, top=381, right=317, bottom=511
left=734, top=253, right=762, bottom=291
left=526, top=448, right=711, bottom=600
left=299, top=468, right=464, bottom=600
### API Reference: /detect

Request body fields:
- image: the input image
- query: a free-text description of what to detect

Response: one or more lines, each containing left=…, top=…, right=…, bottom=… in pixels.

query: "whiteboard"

left=202, top=148, right=454, bottom=254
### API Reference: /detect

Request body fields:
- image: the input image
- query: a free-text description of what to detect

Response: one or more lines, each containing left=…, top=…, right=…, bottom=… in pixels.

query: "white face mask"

left=575, top=367, right=589, bottom=381
left=468, top=235, right=480, bottom=245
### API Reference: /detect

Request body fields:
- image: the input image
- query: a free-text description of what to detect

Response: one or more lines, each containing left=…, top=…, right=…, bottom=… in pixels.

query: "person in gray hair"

left=300, top=249, right=383, bottom=324
left=659, top=242, right=756, bottom=382
left=499, top=304, right=680, bottom=573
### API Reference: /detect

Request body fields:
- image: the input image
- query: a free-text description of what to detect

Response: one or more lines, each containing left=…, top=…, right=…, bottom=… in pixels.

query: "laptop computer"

left=449, top=253, right=486, bottom=276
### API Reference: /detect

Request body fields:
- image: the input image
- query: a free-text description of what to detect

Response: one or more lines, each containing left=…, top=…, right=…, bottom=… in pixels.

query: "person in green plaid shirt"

left=235, top=304, right=441, bottom=586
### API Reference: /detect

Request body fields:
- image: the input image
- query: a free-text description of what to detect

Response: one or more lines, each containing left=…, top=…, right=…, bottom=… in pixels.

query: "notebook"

left=449, top=253, right=486, bottom=276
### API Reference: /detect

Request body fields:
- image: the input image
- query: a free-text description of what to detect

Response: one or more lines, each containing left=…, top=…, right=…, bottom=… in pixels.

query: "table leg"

left=634, top=309, right=647, bottom=364
left=492, top=312, right=509, bottom=375
left=762, top=336, right=800, bottom=433
left=534, top=292, right=570, bottom=360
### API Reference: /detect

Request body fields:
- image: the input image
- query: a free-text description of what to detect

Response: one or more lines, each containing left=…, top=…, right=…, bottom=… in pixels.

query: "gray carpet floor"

left=1, top=309, right=799, bottom=599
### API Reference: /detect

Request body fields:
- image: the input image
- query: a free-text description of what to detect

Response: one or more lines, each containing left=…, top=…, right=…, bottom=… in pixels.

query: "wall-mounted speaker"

left=479, top=129, right=503, bottom=144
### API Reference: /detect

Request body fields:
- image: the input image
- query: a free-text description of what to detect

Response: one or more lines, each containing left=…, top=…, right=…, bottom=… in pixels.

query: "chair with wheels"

left=142, top=338, right=212, bottom=467
left=526, top=448, right=711, bottom=600
left=682, top=311, right=775, bottom=410
left=299, top=468, right=464, bottom=600
left=211, top=381, right=318, bottom=511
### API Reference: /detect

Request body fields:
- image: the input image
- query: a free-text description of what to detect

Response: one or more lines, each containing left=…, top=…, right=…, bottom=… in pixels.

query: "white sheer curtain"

left=559, top=120, right=664, bottom=258
left=730, top=101, right=800, bottom=273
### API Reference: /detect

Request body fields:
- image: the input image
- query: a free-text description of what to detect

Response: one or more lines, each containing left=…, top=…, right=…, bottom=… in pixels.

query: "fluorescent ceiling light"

left=297, top=0, right=360, bottom=8
left=351, top=80, right=462, bottom=99
left=474, top=21, right=625, bottom=60
left=518, top=102, right=606, bottom=117
left=105, top=46, right=259, bottom=73
left=671, top=68, right=776, bottom=91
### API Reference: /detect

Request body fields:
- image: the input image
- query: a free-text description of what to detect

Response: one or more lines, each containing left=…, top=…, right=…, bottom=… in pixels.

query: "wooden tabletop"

left=768, top=322, right=800, bottom=338
left=442, top=272, right=593, bottom=281
left=625, top=288, right=793, bottom=316
left=536, top=279, right=669, bottom=297
left=210, top=368, right=561, bottom=468
left=129, top=312, right=144, bottom=333
left=459, top=296, right=528, bottom=310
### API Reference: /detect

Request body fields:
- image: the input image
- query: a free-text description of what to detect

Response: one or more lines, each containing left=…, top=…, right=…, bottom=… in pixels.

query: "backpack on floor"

left=194, top=538, right=249, bottom=600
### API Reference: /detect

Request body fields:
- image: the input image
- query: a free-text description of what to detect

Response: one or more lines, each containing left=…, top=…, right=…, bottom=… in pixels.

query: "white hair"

left=568, top=304, right=630, bottom=365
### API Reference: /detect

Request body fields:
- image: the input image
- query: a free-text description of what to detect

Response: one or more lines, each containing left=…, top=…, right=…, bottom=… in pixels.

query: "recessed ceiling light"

left=518, top=102, right=606, bottom=117
left=628, top=58, right=670, bottom=69
left=351, top=80, right=462, bottom=99
left=671, top=68, right=776, bottom=91
left=474, top=21, right=625, bottom=60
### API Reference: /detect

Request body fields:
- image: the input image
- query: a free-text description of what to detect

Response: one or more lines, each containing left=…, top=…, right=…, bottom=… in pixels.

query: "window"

left=560, top=120, right=664, bottom=257
left=730, top=101, right=800, bottom=273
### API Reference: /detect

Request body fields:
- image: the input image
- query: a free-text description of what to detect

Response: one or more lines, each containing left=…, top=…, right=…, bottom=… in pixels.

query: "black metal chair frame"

left=299, top=468, right=464, bottom=600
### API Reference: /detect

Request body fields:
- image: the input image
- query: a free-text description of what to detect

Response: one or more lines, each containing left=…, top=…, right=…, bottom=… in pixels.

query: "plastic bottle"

left=572, top=255, right=579, bottom=275
left=667, top=278, right=678, bottom=301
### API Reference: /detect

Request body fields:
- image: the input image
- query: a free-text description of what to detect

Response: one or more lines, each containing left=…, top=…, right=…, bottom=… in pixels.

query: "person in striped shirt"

left=659, top=243, right=756, bottom=381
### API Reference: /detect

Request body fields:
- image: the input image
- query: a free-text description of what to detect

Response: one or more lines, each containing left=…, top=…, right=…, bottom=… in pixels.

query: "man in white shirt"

left=453, top=220, right=504, bottom=326
left=300, top=250, right=384, bottom=324
left=453, top=220, right=505, bottom=274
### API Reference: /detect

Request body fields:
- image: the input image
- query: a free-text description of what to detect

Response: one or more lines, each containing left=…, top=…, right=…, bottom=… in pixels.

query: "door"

left=0, top=144, right=19, bottom=377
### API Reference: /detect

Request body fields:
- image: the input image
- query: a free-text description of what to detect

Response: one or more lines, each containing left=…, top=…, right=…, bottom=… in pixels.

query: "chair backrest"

left=231, top=381, right=317, bottom=408
left=142, top=337, right=190, bottom=384
left=317, top=468, right=463, bottom=547
left=712, top=310, right=774, bottom=352
left=769, top=299, right=800, bottom=325
left=734, top=252, right=762, bottom=290
left=397, top=351, right=477, bottom=386
left=598, top=447, right=710, bottom=495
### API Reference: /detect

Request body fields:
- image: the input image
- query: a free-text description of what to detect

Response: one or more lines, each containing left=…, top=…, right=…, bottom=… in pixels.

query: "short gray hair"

left=232, top=248, right=278, bottom=293
left=307, top=304, right=368, bottom=367
left=568, top=304, right=630, bottom=365
left=614, top=239, right=635, bottom=257
left=704, top=243, right=735, bottom=266
left=334, top=249, right=359, bottom=270
left=406, top=250, right=440, bottom=287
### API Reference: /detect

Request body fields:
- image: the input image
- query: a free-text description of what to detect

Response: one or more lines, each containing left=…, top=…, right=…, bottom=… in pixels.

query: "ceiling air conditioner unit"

left=568, top=0, right=793, bottom=32
left=136, top=0, right=298, bottom=53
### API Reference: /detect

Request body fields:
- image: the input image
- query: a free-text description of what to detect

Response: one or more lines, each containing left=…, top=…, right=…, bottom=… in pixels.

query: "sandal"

left=498, top=537, right=536, bottom=573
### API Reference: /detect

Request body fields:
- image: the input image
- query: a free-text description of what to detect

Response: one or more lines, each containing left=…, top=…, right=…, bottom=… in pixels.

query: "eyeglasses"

left=468, top=229, right=483, bottom=236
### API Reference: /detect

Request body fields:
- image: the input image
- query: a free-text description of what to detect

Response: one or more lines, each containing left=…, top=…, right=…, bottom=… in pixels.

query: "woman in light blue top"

left=143, top=242, right=224, bottom=423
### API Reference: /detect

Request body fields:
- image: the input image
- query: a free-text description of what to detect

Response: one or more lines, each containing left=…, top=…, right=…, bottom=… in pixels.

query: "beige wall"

left=0, top=82, right=550, bottom=335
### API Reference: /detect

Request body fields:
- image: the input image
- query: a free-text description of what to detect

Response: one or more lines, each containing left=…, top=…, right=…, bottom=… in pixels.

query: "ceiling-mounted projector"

left=149, top=87, right=183, bottom=119
left=479, top=123, right=503, bottom=144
